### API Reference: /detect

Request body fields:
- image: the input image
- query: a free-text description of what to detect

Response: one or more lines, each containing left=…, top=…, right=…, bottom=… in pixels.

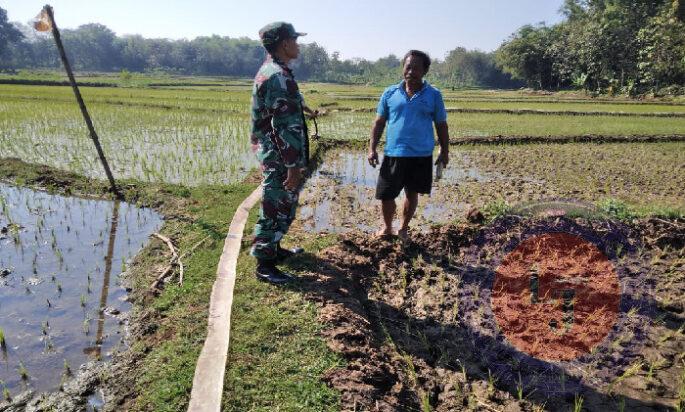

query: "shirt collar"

left=266, top=54, right=293, bottom=75
left=399, top=79, right=427, bottom=98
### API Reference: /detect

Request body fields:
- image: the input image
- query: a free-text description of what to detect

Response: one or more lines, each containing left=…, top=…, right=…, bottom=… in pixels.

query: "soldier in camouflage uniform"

left=250, top=22, right=312, bottom=284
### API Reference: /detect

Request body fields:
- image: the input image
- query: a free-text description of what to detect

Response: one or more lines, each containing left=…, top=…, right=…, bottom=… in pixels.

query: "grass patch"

left=0, top=157, right=342, bottom=411
left=221, top=219, right=343, bottom=410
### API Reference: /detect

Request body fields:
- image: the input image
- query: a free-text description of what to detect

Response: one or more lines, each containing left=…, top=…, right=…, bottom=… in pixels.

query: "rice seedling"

left=487, top=369, right=497, bottom=397
left=0, top=328, right=5, bottom=348
left=18, top=361, right=29, bottom=381
left=44, top=336, right=54, bottom=352
left=400, top=265, right=408, bottom=292
left=676, top=359, right=685, bottom=412
left=573, top=393, right=584, bottom=412
left=645, top=358, right=667, bottom=382
left=608, top=360, right=644, bottom=395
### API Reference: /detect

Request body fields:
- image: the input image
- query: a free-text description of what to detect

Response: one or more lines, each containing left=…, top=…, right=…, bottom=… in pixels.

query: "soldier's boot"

left=255, top=259, right=294, bottom=284
left=276, top=242, right=304, bottom=262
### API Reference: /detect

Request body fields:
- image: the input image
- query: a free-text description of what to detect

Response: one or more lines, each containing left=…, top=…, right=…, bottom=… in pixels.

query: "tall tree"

left=637, top=0, right=685, bottom=90
left=0, top=6, right=23, bottom=68
left=495, top=24, right=558, bottom=89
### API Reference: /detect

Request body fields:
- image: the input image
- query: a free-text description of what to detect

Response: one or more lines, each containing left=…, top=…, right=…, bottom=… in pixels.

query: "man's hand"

left=304, top=106, right=319, bottom=120
left=368, top=149, right=379, bottom=168
left=435, top=150, right=449, bottom=167
left=284, top=167, right=303, bottom=191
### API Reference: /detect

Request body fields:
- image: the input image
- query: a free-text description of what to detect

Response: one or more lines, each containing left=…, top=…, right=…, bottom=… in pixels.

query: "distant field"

left=1, top=77, right=684, bottom=186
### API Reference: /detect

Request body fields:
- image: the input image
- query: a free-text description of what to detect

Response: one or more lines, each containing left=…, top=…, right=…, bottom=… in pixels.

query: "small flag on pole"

left=33, top=9, right=52, bottom=32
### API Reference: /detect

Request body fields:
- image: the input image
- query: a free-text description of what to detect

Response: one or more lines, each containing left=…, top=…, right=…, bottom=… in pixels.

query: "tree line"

left=496, top=0, right=685, bottom=94
left=1, top=2, right=684, bottom=93
left=0, top=14, right=517, bottom=88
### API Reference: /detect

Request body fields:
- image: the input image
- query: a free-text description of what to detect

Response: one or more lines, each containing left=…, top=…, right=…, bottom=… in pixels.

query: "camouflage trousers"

left=250, top=142, right=301, bottom=260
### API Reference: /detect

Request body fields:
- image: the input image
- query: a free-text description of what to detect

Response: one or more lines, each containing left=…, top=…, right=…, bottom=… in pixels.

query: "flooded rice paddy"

left=297, top=143, right=684, bottom=234
left=0, top=183, right=162, bottom=396
left=297, top=149, right=541, bottom=234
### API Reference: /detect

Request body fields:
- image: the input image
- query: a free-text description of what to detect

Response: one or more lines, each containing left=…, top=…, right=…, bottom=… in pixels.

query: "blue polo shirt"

left=376, top=80, right=447, bottom=157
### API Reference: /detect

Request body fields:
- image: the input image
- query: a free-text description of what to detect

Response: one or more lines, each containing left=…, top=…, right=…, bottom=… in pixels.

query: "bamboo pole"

left=41, top=5, right=119, bottom=196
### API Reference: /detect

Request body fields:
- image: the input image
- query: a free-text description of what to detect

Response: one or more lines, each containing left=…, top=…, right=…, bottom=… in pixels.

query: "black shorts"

left=375, top=156, right=432, bottom=200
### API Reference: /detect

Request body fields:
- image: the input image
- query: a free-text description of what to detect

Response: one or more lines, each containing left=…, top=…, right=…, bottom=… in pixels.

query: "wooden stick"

left=177, top=235, right=210, bottom=286
left=149, top=235, right=210, bottom=290
left=152, top=233, right=178, bottom=262
left=150, top=233, right=179, bottom=290
left=43, top=5, right=119, bottom=197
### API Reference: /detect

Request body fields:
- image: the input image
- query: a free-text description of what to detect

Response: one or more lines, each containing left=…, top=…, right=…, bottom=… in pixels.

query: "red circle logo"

left=491, top=232, right=620, bottom=361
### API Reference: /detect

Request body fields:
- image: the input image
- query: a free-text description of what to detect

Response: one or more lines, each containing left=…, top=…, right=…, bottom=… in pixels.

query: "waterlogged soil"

left=0, top=183, right=162, bottom=397
left=298, top=150, right=494, bottom=233
left=297, top=144, right=684, bottom=235
left=295, top=216, right=685, bottom=411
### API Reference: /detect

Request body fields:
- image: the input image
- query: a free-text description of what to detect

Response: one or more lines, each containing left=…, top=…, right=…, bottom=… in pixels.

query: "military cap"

left=259, top=22, right=306, bottom=47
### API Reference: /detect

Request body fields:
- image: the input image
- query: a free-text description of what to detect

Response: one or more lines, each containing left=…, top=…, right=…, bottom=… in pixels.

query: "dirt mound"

left=303, top=216, right=685, bottom=411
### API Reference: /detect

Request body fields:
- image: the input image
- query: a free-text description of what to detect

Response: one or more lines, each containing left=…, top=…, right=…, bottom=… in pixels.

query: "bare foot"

left=375, top=228, right=395, bottom=238
left=397, top=227, right=409, bottom=241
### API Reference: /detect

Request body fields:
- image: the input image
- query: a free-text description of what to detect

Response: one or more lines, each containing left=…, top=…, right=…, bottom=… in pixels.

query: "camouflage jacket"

left=250, top=55, right=307, bottom=168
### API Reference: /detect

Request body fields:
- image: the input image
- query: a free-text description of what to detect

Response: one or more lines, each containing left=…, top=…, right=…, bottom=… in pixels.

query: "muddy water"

left=298, top=150, right=501, bottom=233
left=0, top=183, right=162, bottom=396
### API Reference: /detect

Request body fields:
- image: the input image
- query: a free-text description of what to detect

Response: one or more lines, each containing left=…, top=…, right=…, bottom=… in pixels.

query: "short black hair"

left=403, top=50, right=431, bottom=73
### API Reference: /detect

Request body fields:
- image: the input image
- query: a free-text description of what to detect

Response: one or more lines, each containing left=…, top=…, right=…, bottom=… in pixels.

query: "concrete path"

left=187, top=187, right=262, bottom=412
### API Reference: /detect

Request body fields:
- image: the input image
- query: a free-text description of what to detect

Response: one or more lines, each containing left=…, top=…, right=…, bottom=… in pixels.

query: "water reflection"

left=0, top=184, right=162, bottom=395
left=298, top=150, right=475, bottom=233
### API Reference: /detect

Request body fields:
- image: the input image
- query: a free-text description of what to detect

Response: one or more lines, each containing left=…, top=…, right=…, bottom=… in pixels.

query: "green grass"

left=445, top=100, right=685, bottom=113
left=130, top=196, right=342, bottom=411
left=0, top=69, right=253, bottom=88
left=328, top=98, right=685, bottom=113
left=222, top=239, right=343, bottom=411
left=446, top=112, right=685, bottom=137
left=0, top=158, right=342, bottom=411
left=315, top=111, right=685, bottom=141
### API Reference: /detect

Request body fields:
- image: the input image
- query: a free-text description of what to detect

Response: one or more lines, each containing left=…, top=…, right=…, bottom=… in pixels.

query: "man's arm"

left=266, top=74, right=306, bottom=168
left=265, top=74, right=306, bottom=190
left=434, top=90, right=449, bottom=167
left=303, top=105, right=319, bottom=119
left=368, top=116, right=386, bottom=167
left=435, top=121, right=449, bottom=166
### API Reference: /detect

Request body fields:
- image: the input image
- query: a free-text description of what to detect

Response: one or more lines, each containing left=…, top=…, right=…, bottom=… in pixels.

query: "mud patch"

left=297, top=150, right=520, bottom=234
left=301, top=216, right=684, bottom=411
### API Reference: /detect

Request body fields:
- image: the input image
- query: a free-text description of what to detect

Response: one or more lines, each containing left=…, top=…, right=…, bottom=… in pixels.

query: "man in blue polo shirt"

left=368, top=49, right=450, bottom=240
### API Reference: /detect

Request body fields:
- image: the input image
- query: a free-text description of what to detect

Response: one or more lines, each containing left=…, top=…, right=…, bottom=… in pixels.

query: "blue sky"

left=3, top=0, right=566, bottom=60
